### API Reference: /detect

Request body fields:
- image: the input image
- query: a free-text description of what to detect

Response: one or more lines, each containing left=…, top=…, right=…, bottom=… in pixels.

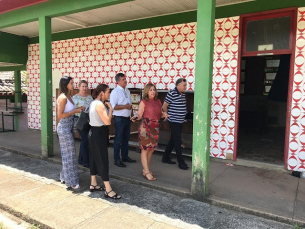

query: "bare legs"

left=141, top=149, right=156, bottom=180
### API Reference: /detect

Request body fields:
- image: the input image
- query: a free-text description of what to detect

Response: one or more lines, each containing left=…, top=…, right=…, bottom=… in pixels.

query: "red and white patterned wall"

left=27, top=23, right=197, bottom=130
left=27, top=18, right=240, bottom=161
left=287, top=8, right=305, bottom=171
left=210, top=17, right=240, bottom=159
left=29, top=13, right=304, bottom=170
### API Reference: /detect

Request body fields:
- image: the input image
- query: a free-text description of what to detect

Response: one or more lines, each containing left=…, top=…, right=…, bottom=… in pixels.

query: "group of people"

left=56, top=73, right=188, bottom=199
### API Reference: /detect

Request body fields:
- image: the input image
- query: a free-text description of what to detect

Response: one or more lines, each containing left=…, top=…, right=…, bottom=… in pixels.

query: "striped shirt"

left=165, top=87, right=187, bottom=123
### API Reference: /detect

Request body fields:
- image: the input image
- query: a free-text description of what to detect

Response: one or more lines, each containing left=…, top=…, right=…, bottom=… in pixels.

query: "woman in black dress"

left=88, top=83, right=121, bottom=199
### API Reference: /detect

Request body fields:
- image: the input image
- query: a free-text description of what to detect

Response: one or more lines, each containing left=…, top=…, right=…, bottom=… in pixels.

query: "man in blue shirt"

left=110, top=73, right=136, bottom=167
left=161, top=78, right=188, bottom=170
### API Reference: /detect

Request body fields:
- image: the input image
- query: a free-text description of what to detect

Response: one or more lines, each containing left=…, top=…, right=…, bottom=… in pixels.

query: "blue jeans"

left=113, top=116, right=131, bottom=161
left=78, top=129, right=90, bottom=167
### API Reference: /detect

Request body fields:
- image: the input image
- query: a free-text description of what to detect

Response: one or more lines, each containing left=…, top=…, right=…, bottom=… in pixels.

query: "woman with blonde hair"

left=131, top=83, right=167, bottom=181
left=73, top=80, right=93, bottom=168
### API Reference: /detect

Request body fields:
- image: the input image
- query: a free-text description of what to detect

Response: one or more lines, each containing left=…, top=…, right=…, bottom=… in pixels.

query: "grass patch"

left=295, top=224, right=305, bottom=229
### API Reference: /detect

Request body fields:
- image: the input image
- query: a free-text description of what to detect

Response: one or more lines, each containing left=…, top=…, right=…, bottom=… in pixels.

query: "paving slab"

left=209, top=165, right=298, bottom=218
left=0, top=169, right=20, bottom=184
left=2, top=184, right=73, bottom=215
left=75, top=206, right=155, bottom=229
left=29, top=194, right=111, bottom=229
left=0, top=176, right=42, bottom=201
left=294, top=178, right=305, bottom=222
left=148, top=222, right=180, bottom=229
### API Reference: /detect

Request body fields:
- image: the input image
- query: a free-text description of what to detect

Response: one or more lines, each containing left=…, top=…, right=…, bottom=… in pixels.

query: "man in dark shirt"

left=161, top=78, right=188, bottom=170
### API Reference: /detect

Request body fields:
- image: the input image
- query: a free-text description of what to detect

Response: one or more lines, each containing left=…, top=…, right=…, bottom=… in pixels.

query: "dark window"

left=246, top=16, right=291, bottom=52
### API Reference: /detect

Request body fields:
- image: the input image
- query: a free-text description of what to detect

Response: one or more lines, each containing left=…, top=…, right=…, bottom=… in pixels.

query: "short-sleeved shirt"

left=164, top=87, right=187, bottom=123
left=141, top=99, right=162, bottom=120
left=110, top=85, right=132, bottom=117
left=72, top=94, right=93, bottom=117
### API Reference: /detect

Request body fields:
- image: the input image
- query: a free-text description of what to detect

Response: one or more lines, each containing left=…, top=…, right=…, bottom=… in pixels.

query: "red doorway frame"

left=233, top=8, right=298, bottom=169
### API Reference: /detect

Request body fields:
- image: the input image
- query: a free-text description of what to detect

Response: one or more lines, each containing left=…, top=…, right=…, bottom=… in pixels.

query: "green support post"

left=14, top=70, right=21, bottom=130
left=39, top=16, right=53, bottom=158
left=192, top=0, right=216, bottom=198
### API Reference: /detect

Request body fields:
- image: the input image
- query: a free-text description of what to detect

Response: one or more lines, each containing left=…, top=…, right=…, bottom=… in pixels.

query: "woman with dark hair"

left=131, top=83, right=166, bottom=181
left=73, top=80, right=93, bottom=168
left=57, top=76, right=85, bottom=189
left=89, top=83, right=121, bottom=199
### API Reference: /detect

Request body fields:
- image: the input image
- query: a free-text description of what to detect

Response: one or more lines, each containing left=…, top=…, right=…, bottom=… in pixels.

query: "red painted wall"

left=0, top=0, right=48, bottom=14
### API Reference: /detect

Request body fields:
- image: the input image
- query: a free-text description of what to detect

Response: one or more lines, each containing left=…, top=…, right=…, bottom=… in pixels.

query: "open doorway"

left=237, top=55, right=290, bottom=164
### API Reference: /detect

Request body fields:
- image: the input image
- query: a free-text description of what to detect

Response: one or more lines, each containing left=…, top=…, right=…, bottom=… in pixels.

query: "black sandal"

left=89, top=185, right=105, bottom=192
left=104, top=190, right=121, bottom=199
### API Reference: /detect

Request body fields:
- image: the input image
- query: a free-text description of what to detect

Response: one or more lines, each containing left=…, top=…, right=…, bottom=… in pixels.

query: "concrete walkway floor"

left=0, top=129, right=304, bottom=227
left=0, top=150, right=295, bottom=229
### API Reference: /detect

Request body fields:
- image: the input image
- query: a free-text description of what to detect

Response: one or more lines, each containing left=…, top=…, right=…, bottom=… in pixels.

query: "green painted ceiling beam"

left=0, top=0, right=133, bottom=29
left=28, top=0, right=305, bottom=44
left=29, top=11, right=197, bottom=44
left=0, top=65, right=26, bottom=72
left=0, top=32, right=28, bottom=65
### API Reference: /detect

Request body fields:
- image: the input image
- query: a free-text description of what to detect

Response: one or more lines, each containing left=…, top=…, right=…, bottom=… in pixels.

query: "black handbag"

left=76, top=108, right=90, bottom=131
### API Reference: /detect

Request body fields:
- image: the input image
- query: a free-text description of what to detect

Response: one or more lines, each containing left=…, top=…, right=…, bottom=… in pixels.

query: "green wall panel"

left=0, top=32, right=28, bottom=65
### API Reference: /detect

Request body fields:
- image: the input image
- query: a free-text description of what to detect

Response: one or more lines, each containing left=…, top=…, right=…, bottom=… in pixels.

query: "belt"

left=114, top=116, right=130, bottom=119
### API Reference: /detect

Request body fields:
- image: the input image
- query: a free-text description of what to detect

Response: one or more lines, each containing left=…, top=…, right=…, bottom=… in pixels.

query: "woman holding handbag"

left=88, top=83, right=121, bottom=199
left=57, top=76, right=85, bottom=189
left=73, top=80, right=93, bottom=168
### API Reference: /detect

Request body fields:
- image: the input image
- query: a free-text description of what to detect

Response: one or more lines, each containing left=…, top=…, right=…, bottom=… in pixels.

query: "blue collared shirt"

left=110, top=85, right=132, bottom=117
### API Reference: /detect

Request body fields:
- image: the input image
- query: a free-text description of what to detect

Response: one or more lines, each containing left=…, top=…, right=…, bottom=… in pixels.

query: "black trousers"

left=163, top=121, right=184, bottom=164
left=88, top=126, right=109, bottom=181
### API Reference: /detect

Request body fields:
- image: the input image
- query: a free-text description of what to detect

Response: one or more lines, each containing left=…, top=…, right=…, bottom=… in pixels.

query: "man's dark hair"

left=115, top=73, right=125, bottom=82
left=175, top=78, right=186, bottom=86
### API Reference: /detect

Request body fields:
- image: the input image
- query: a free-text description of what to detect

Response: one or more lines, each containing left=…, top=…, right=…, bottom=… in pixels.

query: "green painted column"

left=39, top=16, right=53, bottom=157
left=14, top=70, right=21, bottom=130
left=192, top=0, right=215, bottom=198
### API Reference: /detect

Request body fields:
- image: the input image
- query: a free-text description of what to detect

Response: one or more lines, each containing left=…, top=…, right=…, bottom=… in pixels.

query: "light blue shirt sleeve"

left=110, top=88, right=118, bottom=109
left=127, top=89, right=132, bottom=104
